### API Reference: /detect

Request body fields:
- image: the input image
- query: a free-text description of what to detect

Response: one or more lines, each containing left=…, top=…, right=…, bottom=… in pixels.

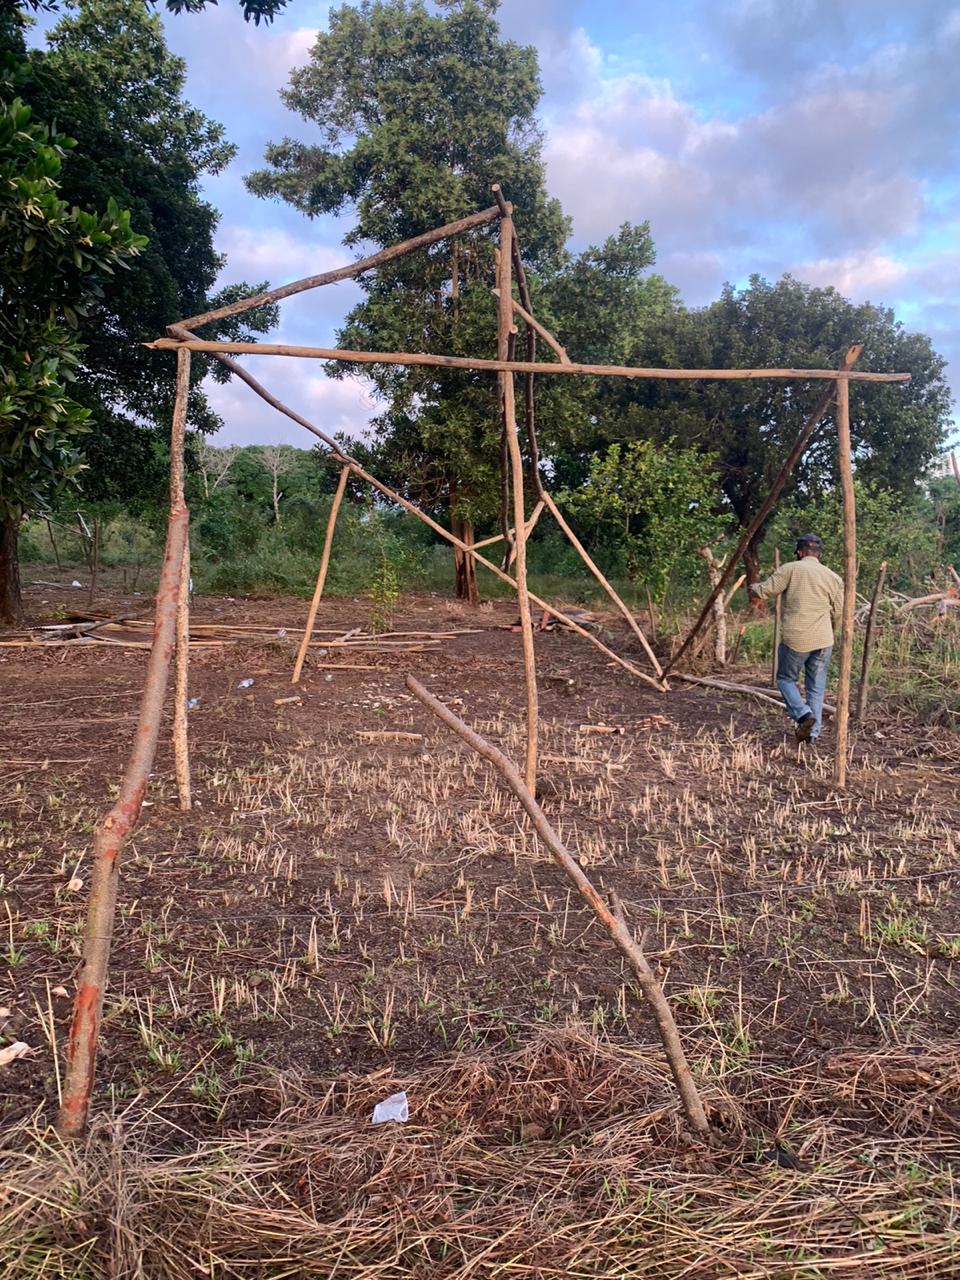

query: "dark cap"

left=796, top=533, right=823, bottom=552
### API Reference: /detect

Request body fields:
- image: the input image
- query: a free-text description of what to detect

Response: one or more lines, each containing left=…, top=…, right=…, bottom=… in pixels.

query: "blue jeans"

left=776, top=643, right=832, bottom=739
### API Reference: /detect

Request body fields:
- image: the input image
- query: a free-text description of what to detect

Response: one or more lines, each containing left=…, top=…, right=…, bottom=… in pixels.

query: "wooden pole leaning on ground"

left=664, top=344, right=865, bottom=677
left=58, top=348, right=192, bottom=1138
left=771, top=548, right=782, bottom=689
left=291, top=464, right=351, bottom=685
left=173, top=538, right=191, bottom=811
left=834, top=374, right=858, bottom=788
left=498, top=208, right=539, bottom=793
left=164, top=327, right=667, bottom=692
left=405, top=674, right=711, bottom=1138
left=855, top=560, right=887, bottom=723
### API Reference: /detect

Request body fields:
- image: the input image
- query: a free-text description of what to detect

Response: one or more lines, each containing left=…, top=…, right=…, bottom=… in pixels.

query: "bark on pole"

left=173, top=537, right=191, bottom=812
left=58, top=348, right=191, bottom=1137
left=664, top=345, right=865, bottom=676
left=834, top=374, right=857, bottom=789
left=771, top=547, right=782, bottom=689
left=405, top=674, right=710, bottom=1138
left=855, top=560, right=886, bottom=723
left=498, top=207, right=539, bottom=793
left=291, top=463, right=350, bottom=685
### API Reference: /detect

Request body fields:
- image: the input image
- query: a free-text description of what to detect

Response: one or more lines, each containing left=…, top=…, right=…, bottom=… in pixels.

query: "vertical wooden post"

left=173, top=538, right=191, bottom=811
left=771, top=547, right=782, bottom=689
left=834, top=374, right=857, bottom=787
left=291, top=463, right=351, bottom=684
left=58, top=348, right=191, bottom=1138
left=855, top=560, right=886, bottom=723
left=498, top=206, right=539, bottom=793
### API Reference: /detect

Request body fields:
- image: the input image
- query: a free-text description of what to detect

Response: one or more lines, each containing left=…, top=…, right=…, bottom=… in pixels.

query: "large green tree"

left=16, top=0, right=277, bottom=504
left=0, top=84, right=147, bottom=622
left=248, top=0, right=572, bottom=598
left=585, top=274, right=953, bottom=581
left=17, top=0, right=290, bottom=23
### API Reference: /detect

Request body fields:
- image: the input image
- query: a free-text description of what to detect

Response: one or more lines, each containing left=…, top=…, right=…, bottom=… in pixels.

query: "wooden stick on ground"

left=405, top=674, right=710, bottom=1137
left=540, top=493, right=663, bottom=677
left=855, top=560, right=887, bottom=723
left=834, top=373, right=857, bottom=788
left=771, top=548, right=782, bottom=690
left=498, top=208, right=539, bottom=794
left=173, top=537, right=191, bottom=812
left=165, top=326, right=665, bottom=691
left=291, top=464, right=351, bottom=685
left=58, top=347, right=192, bottom=1139
left=674, top=672, right=836, bottom=718
left=664, top=345, right=865, bottom=676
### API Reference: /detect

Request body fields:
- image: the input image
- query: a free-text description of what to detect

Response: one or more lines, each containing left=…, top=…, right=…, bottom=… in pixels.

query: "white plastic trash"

left=371, top=1091, right=408, bottom=1125
left=237, top=678, right=254, bottom=689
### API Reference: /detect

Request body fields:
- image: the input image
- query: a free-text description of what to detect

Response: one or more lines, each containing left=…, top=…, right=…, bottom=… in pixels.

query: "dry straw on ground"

left=3, top=1027, right=959, bottom=1279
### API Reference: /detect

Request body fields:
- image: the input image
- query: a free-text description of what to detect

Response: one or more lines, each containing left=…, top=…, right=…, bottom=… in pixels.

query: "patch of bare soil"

left=2, top=580, right=960, bottom=1276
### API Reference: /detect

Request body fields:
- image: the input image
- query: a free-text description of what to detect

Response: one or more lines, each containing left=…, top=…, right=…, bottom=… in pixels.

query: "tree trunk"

left=0, top=515, right=24, bottom=626
left=449, top=480, right=479, bottom=605
left=453, top=515, right=479, bottom=604
left=742, top=529, right=763, bottom=587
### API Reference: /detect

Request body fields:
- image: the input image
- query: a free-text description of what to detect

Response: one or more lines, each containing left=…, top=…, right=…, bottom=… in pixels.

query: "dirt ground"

left=3, top=577, right=960, bottom=1140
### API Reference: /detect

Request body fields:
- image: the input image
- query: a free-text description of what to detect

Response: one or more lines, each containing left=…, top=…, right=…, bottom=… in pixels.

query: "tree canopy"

left=13, top=0, right=277, bottom=503
left=575, top=274, right=953, bottom=578
left=0, top=83, right=147, bottom=621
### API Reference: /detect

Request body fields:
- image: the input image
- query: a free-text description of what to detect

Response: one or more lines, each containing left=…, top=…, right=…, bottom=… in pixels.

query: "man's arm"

left=751, top=562, right=791, bottom=600
left=830, top=574, right=843, bottom=634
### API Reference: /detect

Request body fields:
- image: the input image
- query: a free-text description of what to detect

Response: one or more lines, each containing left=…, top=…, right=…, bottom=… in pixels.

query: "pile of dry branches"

left=3, top=1027, right=958, bottom=1278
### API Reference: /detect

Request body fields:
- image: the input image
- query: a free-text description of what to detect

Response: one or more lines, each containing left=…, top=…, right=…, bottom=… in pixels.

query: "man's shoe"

left=795, top=713, right=816, bottom=742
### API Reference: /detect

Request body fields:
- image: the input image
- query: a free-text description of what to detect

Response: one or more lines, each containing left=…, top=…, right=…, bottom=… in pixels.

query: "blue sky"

left=42, top=1, right=960, bottom=446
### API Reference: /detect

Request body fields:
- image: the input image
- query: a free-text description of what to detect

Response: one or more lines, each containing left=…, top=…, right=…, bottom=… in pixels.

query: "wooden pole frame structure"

left=834, top=374, right=857, bottom=788
left=497, top=206, right=540, bottom=792
left=58, top=348, right=191, bottom=1137
left=58, top=193, right=912, bottom=1135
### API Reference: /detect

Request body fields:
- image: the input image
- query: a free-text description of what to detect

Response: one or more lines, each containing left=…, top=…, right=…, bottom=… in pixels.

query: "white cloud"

left=792, top=252, right=909, bottom=299
left=205, top=359, right=378, bottom=448
left=216, top=225, right=347, bottom=287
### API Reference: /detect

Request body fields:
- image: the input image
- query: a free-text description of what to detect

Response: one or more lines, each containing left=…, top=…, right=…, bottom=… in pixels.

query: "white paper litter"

left=0, top=1042, right=33, bottom=1067
left=371, top=1091, right=408, bottom=1124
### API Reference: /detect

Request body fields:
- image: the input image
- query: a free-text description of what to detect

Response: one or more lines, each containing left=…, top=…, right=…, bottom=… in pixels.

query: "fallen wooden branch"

left=357, top=730, right=424, bottom=743
left=675, top=672, right=836, bottom=719
left=405, top=674, right=711, bottom=1137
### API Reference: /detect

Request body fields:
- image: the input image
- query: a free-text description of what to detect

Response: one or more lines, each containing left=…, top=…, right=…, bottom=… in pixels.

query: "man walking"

left=750, top=534, right=843, bottom=743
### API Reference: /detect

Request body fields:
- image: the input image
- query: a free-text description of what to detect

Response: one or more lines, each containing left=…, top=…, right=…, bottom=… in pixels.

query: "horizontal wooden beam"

left=173, top=204, right=502, bottom=331
left=146, top=338, right=911, bottom=384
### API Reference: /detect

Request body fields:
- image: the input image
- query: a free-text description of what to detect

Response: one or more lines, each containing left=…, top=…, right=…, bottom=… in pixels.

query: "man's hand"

left=749, top=591, right=767, bottom=615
